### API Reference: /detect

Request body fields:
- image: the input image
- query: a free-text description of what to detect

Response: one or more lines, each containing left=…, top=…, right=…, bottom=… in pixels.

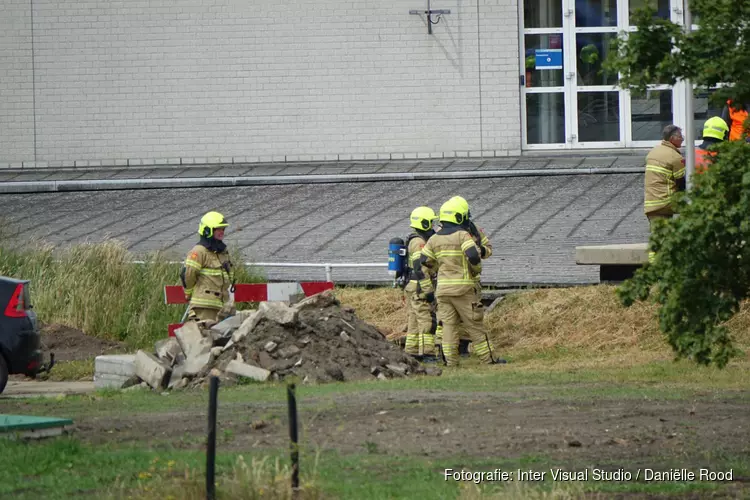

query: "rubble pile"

left=133, top=291, right=441, bottom=390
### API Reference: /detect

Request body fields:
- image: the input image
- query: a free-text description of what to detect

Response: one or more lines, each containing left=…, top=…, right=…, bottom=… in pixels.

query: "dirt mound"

left=139, top=291, right=441, bottom=390
left=41, top=323, right=126, bottom=362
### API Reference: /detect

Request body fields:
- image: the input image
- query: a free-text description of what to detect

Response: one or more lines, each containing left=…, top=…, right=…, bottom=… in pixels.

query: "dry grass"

left=109, top=455, right=322, bottom=500
left=335, top=286, right=407, bottom=339
left=336, top=285, right=750, bottom=364
left=0, top=238, right=263, bottom=349
left=458, top=480, right=592, bottom=500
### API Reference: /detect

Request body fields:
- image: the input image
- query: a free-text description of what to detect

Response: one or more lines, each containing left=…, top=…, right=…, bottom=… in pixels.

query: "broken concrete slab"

left=174, top=322, right=211, bottom=359
left=154, top=338, right=182, bottom=365
left=134, top=350, right=172, bottom=390
left=168, top=364, right=186, bottom=389
left=293, top=290, right=338, bottom=311
left=259, top=301, right=298, bottom=326
left=225, top=360, right=271, bottom=382
left=94, top=373, right=135, bottom=390
left=212, top=310, right=254, bottom=336
left=386, top=363, right=409, bottom=376
left=231, top=310, right=262, bottom=343
left=277, top=345, right=300, bottom=358
left=183, top=353, right=211, bottom=377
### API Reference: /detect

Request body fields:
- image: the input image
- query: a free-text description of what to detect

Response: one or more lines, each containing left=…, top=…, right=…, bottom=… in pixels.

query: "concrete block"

left=386, top=363, right=409, bottom=376
left=293, top=290, right=337, bottom=311
left=134, top=350, right=172, bottom=390
left=213, top=310, right=253, bottom=336
left=95, top=354, right=136, bottom=377
left=259, top=301, right=298, bottom=326
left=225, top=360, right=271, bottom=382
left=183, top=353, right=211, bottom=377
left=175, top=321, right=211, bottom=358
left=154, top=337, right=181, bottom=364
left=231, top=310, right=262, bottom=343
left=94, top=373, right=135, bottom=389
left=575, top=243, right=649, bottom=265
left=167, top=364, right=186, bottom=388
left=277, top=345, right=300, bottom=358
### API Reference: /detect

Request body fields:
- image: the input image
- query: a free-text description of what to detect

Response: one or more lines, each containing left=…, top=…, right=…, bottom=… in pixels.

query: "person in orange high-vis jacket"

left=695, top=117, right=729, bottom=175
left=721, top=100, right=750, bottom=142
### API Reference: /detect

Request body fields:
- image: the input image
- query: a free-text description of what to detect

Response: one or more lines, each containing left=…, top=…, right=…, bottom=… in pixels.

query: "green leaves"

left=609, top=1, right=750, bottom=367
left=617, top=141, right=750, bottom=368
left=604, top=0, right=750, bottom=107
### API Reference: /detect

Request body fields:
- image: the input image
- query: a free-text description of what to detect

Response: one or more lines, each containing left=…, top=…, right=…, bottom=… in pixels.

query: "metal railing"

left=131, top=260, right=387, bottom=282
left=251, top=262, right=386, bottom=282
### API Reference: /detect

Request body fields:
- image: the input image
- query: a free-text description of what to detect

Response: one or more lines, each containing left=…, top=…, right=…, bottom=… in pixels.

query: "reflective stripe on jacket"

left=183, top=244, right=233, bottom=310
left=644, top=141, right=685, bottom=215
left=421, top=228, right=481, bottom=297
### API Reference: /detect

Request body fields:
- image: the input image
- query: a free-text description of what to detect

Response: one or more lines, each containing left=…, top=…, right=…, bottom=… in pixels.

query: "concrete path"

left=1, top=381, right=95, bottom=399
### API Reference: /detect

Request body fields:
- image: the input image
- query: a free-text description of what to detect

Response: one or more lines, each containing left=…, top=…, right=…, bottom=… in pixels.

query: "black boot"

left=458, top=339, right=471, bottom=357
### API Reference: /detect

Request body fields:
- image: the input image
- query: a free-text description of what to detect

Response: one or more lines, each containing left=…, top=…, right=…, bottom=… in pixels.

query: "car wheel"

left=0, top=355, right=7, bottom=395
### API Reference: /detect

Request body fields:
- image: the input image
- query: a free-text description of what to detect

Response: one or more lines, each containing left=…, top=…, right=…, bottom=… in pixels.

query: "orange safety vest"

left=694, top=147, right=716, bottom=175
left=727, top=100, right=749, bottom=141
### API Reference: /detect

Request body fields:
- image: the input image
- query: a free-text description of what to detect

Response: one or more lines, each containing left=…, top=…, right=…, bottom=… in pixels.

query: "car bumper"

left=23, top=350, right=55, bottom=376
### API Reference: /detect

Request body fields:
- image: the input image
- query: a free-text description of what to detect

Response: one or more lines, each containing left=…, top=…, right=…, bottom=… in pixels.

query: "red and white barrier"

left=164, top=281, right=334, bottom=336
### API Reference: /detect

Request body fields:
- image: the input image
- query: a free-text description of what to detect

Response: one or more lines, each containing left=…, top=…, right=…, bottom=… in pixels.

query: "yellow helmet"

left=198, top=211, right=229, bottom=238
left=448, top=196, right=470, bottom=217
left=439, top=198, right=469, bottom=224
left=702, top=116, right=729, bottom=141
left=410, top=206, right=437, bottom=231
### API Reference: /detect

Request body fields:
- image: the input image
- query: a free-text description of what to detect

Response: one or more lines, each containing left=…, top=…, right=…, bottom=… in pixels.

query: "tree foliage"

left=617, top=141, right=750, bottom=368
left=604, top=0, right=750, bottom=107
left=605, top=0, right=750, bottom=367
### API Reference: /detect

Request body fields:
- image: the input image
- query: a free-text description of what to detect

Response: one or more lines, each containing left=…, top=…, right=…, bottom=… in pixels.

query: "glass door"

left=521, top=0, right=689, bottom=149
left=622, top=0, right=679, bottom=146
left=522, top=0, right=567, bottom=148
left=568, top=0, right=624, bottom=148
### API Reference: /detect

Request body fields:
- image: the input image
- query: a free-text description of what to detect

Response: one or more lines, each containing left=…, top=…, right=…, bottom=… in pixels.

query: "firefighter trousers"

left=436, top=292, right=494, bottom=366
left=187, top=306, right=220, bottom=323
left=404, top=291, right=436, bottom=356
left=646, top=206, right=674, bottom=263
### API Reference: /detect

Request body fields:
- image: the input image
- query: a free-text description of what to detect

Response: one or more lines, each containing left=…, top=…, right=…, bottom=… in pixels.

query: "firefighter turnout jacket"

left=644, top=140, right=685, bottom=216
left=404, top=232, right=435, bottom=296
left=183, top=240, right=234, bottom=310
left=418, top=223, right=482, bottom=297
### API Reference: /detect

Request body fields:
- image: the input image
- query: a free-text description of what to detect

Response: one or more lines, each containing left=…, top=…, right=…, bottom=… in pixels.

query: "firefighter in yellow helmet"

left=402, top=206, right=439, bottom=362
left=181, top=211, right=235, bottom=323
left=437, top=196, right=494, bottom=358
left=416, top=198, right=505, bottom=366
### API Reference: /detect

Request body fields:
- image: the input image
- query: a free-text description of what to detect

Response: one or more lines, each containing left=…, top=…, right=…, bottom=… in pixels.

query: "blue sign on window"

left=534, top=49, right=562, bottom=70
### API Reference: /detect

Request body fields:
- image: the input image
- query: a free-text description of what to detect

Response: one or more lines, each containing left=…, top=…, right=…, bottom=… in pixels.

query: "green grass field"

left=1, top=239, right=749, bottom=498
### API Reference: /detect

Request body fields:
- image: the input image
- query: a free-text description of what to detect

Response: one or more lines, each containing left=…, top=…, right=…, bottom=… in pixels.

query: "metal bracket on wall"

left=409, top=0, right=451, bottom=35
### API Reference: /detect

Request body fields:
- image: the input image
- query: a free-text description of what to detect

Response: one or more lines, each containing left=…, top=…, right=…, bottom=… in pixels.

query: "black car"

left=0, top=276, right=54, bottom=394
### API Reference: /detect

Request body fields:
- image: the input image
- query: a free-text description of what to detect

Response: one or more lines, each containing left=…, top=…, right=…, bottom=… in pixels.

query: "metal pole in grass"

left=207, top=376, right=219, bottom=500
left=287, top=382, right=300, bottom=496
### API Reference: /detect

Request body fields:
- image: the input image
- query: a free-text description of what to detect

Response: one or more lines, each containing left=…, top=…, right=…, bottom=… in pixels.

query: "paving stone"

left=225, top=360, right=271, bottom=381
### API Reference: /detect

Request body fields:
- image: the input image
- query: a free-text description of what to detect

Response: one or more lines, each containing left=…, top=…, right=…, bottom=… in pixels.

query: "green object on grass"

left=0, top=414, right=73, bottom=433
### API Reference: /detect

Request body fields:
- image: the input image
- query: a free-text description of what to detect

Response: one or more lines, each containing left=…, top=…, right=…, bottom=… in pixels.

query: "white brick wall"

left=0, top=0, right=34, bottom=164
left=2, top=0, right=521, bottom=166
